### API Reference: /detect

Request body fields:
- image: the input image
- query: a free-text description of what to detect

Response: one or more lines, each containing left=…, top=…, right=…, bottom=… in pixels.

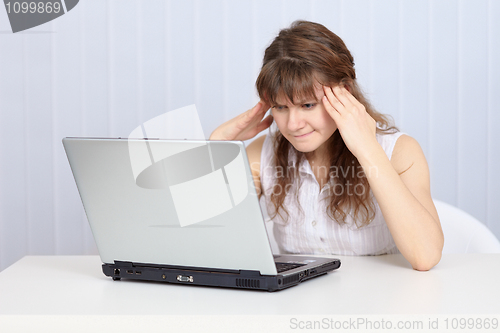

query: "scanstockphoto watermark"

left=252, top=163, right=379, bottom=181
left=262, top=179, right=370, bottom=197
left=290, top=317, right=424, bottom=330
left=289, top=316, right=500, bottom=331
left=249, top=163, right=378, bottom=197
left=3, top=0, right=80, bottom=33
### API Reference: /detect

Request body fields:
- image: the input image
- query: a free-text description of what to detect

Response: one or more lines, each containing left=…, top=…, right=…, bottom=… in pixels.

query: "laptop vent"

left=283, top=274, right=299, bottom=285
left=236, top=278, right=260, bottom=289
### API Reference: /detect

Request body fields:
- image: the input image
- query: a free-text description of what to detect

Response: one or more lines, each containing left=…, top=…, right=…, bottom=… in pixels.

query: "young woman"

left=210, top=21, right=443, bottom=271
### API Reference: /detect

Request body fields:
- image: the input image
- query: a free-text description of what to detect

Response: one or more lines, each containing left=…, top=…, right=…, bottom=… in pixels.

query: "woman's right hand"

left=209, top=101, right=273, bottom=141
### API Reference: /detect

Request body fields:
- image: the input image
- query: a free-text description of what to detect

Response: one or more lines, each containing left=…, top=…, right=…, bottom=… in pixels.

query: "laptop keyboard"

left=275, top=262, right=305, bottom=273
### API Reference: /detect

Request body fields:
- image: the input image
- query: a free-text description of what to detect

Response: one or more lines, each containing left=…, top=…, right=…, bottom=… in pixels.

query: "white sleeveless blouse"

left=259, top=130, right=406, bottom=256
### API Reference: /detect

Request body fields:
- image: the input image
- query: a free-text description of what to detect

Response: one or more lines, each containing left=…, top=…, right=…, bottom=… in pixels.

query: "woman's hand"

left=209, top=101, right=273, bottom=141
left=322, top=86, right=378, bottom=159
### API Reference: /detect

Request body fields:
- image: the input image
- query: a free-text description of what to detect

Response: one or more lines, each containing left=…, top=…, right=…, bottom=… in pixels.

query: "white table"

left=1, top=254, right=499, bottom=332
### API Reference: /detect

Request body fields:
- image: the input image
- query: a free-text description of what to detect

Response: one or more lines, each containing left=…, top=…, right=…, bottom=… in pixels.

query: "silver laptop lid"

left=63, top=138, right=278, bottom=275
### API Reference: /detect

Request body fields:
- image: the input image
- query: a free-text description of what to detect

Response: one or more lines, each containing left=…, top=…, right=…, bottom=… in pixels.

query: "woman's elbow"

left=412, top=232, right=444, bottom=271
left=411, top=251, right=442, bottom=271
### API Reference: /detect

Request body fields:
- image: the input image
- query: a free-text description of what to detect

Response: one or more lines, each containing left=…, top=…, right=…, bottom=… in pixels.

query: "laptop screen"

left=63, top=138, right=278, bottom=275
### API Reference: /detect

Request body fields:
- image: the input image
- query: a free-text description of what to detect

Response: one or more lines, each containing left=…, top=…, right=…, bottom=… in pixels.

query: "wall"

left=0, top=0, right=499, bottom=271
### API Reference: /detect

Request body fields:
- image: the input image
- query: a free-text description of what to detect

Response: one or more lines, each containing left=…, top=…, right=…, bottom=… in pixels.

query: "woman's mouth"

left=294, top=131, right=314, bottom=139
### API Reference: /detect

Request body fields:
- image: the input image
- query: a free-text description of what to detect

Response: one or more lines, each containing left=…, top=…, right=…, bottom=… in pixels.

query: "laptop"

left=63, top=137, right=340, bottom=291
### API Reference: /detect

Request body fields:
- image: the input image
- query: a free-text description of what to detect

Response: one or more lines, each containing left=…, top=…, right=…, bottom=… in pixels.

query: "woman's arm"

left=322, top=85, right=443, bottom=271
left=208, top=101, right=270, bottom=198
left=358, top=135, right=443, bottom=271
left=246, top=135, right=266, bottom=198
left=209, top=102, right=272, bottom=141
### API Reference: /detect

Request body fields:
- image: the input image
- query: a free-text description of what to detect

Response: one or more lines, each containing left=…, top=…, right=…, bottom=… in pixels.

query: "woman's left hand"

left=322, top=85, right=378, bottom=159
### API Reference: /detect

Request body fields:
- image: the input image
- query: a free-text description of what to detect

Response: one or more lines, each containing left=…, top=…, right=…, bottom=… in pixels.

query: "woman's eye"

left=303, top=103, right=316, bottom=109
left=273, top=106, right=286, bottom=111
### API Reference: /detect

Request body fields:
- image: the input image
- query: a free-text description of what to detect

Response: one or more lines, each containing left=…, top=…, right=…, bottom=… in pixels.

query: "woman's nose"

left=287, top=109, right=305, bottom=131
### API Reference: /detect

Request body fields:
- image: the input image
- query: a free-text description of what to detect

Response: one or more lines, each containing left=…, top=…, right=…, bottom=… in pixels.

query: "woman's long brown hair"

left=256, top=20, right=397, bottom=227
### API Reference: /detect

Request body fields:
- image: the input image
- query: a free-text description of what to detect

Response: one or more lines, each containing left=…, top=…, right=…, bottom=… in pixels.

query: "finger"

left=323, top=86, right=344, bottom=114
left=259, top=100, right=271, bottom=113
left=332, top=85, right=352, bottom=107
left=255, top=114, right=273, bottom=133
left=241, top=103, right=265, bottom=127
left=322, top=95, right=341, bottom=123
left=237, top=107, right=268, bottom=137
left=245, top=103, right=269, bottom=127
left=248, top=102, right=262, bottom=118
left=342, top=86, right=363, bottom=106
left=256, top=101, right=270, bottom=114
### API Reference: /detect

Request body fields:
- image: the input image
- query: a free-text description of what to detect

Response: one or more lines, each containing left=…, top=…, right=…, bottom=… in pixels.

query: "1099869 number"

left=5, top=2, right=62, bottom=14
left=444, top=317, right=498, bottom=330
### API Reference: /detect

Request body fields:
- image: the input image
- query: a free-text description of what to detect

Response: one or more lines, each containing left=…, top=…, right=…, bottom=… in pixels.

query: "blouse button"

left=311, top=220, right=317, bottom=226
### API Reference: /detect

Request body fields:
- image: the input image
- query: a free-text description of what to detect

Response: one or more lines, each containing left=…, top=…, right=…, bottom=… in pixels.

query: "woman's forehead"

left=273, top=84, right=325, bottom=105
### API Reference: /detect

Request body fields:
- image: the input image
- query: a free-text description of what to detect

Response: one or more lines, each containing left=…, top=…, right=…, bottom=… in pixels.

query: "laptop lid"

left=63, top=138, right=278, bottom=275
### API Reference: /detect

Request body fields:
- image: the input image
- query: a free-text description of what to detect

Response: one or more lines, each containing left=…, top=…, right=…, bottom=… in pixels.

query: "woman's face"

left=271, top=84, right=338, bottom=156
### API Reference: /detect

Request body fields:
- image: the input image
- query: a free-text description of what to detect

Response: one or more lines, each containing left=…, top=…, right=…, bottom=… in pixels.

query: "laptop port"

left=135, top=271, right=142, bottom=275
left=114, top=268, right=120, bottom=275
left=177, top=275, right=194, bottom=283
left=127, top=270, right=133, bottom=274
left=309, top=269, right=317, bottom=275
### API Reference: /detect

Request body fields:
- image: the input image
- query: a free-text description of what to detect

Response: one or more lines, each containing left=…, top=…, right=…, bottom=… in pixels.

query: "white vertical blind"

left=399, top=0, right=429, bottom=152
left=428, top=0, right=459, bottom=209
left=0, top=0, right=499, bottom=271
left=488, top=0, right=500, bottom=240
left=458, top=0, right=489, bottom=225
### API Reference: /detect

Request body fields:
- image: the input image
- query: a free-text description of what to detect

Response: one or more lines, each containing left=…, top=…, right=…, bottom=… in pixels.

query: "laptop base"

left=102, top=259, right=341, bottom=292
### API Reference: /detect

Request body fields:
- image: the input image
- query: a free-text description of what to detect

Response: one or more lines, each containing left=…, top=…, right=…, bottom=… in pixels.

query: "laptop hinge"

left=113, top=260, right=258, bottom=275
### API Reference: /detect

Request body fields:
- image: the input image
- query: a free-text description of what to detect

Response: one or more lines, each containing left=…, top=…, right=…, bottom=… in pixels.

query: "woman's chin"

left=290, top=142, right=318, bottom=153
